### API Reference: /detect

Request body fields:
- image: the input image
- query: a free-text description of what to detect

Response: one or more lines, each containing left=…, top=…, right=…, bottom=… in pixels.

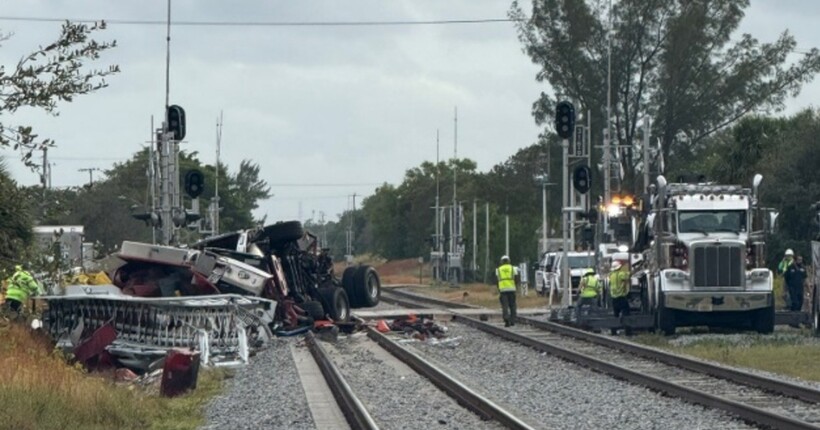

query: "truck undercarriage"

left=39, top=220, right=381, bottom=368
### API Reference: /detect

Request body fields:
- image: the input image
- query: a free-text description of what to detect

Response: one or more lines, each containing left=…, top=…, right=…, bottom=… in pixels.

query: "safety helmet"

left=500, top=255, right=511, bottom=263
left=14, top=265, right=22, bottom=272
left=583, top=268, right=595, bottom=277
left=611, top=261, right=622, bottom=271
left=785, top=249, right=794, bottom=256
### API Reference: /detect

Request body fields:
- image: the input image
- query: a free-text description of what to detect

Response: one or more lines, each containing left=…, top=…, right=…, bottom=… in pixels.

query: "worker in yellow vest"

left=495, top=255, right=519, bottom=327
left=608, top=260, right=632, bottom=335
left=578, top=268, right=600, bottom=310
left=4, top=265, right=41, bottom=314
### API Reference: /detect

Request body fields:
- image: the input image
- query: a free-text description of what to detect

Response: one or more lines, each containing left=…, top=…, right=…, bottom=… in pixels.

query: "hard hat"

left=500, top=255, right=510, bottom=263
left=785, top=249, right=794, bottom=256
left=611, top=260, right=622, bottom=271
left=584, top=268, right=595, bottom=276
left=14, top=265, right=22, bottom=272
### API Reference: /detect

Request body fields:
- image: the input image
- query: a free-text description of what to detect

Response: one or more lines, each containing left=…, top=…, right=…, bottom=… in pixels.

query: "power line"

left=0, top=16, right=520, bottom=27
left=268, top=182, right=381, bottom=187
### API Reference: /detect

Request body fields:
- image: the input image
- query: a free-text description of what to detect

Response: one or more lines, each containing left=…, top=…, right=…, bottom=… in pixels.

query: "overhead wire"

left=0, top=16, right=521, bottom=27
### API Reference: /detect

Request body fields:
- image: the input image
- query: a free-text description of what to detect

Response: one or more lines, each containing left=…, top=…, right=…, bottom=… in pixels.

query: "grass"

left=0, top=322, right=225, bottom=430
left=634, top=331, right=820, bottom=383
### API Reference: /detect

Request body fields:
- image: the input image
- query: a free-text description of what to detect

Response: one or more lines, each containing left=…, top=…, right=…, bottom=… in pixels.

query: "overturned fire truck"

left=40, top=221, right=381, bottom=367
left=632, top=174, right=776, bottom=335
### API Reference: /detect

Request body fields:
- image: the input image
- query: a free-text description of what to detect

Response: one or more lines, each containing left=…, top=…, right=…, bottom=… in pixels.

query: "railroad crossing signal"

left=167, top=105, right=186, bottom=141
left=184, top=169, right=205, bottom=199
left=554, top=101, right=575, bottom=139
left=573, top=164, right=591, bottom=194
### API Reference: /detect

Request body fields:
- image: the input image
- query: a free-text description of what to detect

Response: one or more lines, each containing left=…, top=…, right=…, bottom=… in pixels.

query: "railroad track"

left=379, top=288, right=820, bottom=430
left=304, top=325, right=536, bottom=429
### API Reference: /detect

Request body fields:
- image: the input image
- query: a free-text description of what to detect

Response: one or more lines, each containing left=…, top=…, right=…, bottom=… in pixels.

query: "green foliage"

left=13, top=150, right=271, bottom=253
left=693, top=109, right=820, bottom=263
left=510, top=0, right=820, bottom=193
left=0, top=161, right=32, bottom=271
left=0, top=21, right=119, bottom=167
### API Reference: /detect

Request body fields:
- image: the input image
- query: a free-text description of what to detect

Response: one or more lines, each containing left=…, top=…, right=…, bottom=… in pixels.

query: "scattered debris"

left=160, top=348, right=201, bottom=397
left=383, top=314, right=449, bottom=341
left=37, top=220, right=384, bottom=385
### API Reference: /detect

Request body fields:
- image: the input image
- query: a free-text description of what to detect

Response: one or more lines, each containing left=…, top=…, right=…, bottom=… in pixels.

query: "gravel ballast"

left=200, top=338, right=316, bottom=430
left=406, top=322, right=758, bottom=430
left=325, top=333, right=505, bottom=430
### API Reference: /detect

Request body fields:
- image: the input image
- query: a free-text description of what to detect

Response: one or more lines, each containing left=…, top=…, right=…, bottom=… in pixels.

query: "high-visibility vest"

left=609, top=267, right=630, bottom=298
left=580, top=276, right=599, bottom=298
left=5, top=269, right=39, bottom=303
left=496, top=264, right=516, bottom=292
left=778, top=258, right=793, bottom=275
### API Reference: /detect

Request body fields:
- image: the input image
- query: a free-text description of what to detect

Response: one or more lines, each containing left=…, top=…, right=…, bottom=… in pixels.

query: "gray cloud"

left=1, top=1, right=817, bottom=224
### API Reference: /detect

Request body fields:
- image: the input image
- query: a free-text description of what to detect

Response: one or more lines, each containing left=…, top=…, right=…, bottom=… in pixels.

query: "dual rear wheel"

left=342, top=265, right=381, bottom=308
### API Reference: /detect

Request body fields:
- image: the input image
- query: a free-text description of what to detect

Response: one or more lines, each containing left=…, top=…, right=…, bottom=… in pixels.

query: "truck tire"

left=753, top=305, right=775, bottom=334
left=299, top=300, right=325, bottom=321
left=267, top=221, right=304, bottom=245
left=341, top=266, right=360, bottom=308
left=353, top=265, right=381, bottom=308
left=318, top=287, right=350, bottom=322
left=657, top=297, right=676, bottom=336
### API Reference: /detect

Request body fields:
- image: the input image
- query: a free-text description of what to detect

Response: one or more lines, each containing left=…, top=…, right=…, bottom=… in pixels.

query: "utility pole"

left=452, top=107, right=459, bottom=285
left=505, top=214, right=510, bottom=257
left=41, top=147, right=48, bottom=189
left=213, top=111, right=222, bottom=235
left=484, top=202, right=489, bottom=284
left=561, top=136, right=571, bottom=306
left=472, top=199, right=477, bottom=277
left=643, top=116, right=651, bottom=192
left=78, top=167, right=101, bottom=187
left=603, top=0, right=614, bottom=240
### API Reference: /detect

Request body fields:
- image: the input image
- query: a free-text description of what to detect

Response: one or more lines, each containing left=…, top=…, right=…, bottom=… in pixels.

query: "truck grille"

left=692, top=244, right=744, bottom=288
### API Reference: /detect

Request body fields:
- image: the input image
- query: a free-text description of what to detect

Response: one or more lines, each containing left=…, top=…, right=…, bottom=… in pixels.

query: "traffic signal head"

left=572, top=164, right=591, bottom=194
left=554, top=101, right=575, bottom=139
left=167, top=105, right=186, bottom=141
left=184, top=169, right=205, bottom=198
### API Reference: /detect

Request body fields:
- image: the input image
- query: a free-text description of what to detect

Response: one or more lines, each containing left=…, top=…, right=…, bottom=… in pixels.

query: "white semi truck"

left=633, top=174, right=776, bottom=335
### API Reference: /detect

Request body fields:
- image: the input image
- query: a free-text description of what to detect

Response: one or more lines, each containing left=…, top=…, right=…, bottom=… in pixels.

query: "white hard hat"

left=500, top=255, right=510, bottom=262
left=611, top=260, right=622, bottom=271
left=785, top=249, right=794, bottom=256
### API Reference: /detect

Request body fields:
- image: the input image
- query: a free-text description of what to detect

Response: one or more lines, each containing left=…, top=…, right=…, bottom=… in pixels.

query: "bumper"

left=663, top=291, right=772, bottom=312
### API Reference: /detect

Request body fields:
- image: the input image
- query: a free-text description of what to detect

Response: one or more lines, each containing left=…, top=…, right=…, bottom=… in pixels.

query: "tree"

left=219, top=160, right=271, bottom=231
left=510, top=0, right=820, bottom=192
left=0, top=21, right=119, bottom=167
left=0, top=160, right=32, bottom=272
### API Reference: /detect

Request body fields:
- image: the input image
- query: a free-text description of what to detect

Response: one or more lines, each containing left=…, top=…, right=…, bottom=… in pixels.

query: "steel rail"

left=365, top=326, right=537, bottom=430
left=453, top=314, right=820, bottom=430
left=304, top=332, right=380, bottom=430
left=380, top=288, right=476, bottom=309
left=383, top=289, right=820, bottom=405
left=517, top=315, right=820, bottom=404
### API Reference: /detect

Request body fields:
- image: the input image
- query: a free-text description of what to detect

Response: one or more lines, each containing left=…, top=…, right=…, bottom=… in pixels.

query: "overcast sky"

left=1, top=1, right=818, bottom=224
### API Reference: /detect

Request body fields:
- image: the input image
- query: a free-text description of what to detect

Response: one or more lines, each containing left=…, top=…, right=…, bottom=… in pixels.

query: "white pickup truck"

left=534, top=251, right=595, bottom=297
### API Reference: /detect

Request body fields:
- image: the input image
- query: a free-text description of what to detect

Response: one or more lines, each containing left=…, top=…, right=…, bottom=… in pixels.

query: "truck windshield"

left=567, top=255, right=594, bottom=269
left=678, top=210, right=746, bottom=233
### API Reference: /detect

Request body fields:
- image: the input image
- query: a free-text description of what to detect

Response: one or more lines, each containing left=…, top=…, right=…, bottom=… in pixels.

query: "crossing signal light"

left=554, top=101, right=575, bottom=139
left=167, top=105, right=186, bottom=141
left=573, top=165, right=591, bottom=194
left=184, top=169, right=205, bottom=199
